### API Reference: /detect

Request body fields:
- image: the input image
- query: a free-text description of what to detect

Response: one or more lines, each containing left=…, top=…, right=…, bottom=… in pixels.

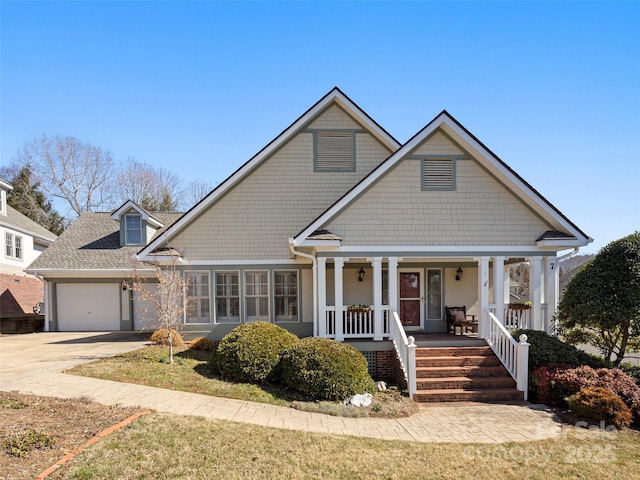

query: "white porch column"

left=492, top=256, right=505, bottom=324
left=477, top=256, right=490, bottom=339
left=317, top=257, right=327, bottom=338
left=544, top=256, right=559, bottom=331
left=388, top=257, right=399, bottom=313
left=372, top=257, right=383, bottom=341
left=503, top=263, right=512, bottom=305
left=529, top=257, right=543, bottom=331
left=334, top=257, right=345, bottom=341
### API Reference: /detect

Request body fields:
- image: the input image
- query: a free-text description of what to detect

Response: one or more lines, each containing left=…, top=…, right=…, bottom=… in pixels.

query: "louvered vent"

left=315, top=131, right=355, bottom=171
left=422, top=159, right=454, bottom=189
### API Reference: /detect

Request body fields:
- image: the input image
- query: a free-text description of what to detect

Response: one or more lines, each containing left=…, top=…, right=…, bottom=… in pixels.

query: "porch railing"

left=485, top=307, right=530, bottom=400
left=323, top=305, right=390, bottom=340
left=492, top=303, right=549, bottom=332
left=389, top=311, right=417, bottom=399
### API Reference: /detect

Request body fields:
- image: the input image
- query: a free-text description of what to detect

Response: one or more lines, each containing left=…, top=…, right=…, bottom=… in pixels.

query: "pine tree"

left=7, top=165, right=65, bottom=235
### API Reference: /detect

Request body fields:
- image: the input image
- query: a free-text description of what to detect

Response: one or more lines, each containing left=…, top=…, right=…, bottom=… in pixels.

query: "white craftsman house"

left=28, top=88, right=591, bottom=401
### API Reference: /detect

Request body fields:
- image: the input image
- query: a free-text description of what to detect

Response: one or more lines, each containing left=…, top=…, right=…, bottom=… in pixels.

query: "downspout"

left=557, top=247, right=580, bottom=263
left=33, top=272, right=50, bottom=332
left=289, top=239, right=318, bottom=336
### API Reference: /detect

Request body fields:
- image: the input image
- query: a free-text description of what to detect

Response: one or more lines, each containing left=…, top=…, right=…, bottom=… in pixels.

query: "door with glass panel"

left=244, top=271, right=269, bottom=322
left=186, top=272, right=211, bottom=324
left=425, top=268, right=443, bottom=332
left=399, top=270, right=423, bottom=328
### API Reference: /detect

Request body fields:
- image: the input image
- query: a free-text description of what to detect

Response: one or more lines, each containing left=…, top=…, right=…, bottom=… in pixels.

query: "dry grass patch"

left=51, top=413, right=640, bottom=480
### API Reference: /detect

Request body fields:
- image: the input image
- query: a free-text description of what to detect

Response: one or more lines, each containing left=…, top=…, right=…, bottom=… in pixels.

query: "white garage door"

left=57, top=283, right=120, bottom=331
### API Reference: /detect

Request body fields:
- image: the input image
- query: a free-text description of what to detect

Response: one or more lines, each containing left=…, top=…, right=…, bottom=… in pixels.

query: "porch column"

left=544, top=256, right=559, bottom=331
left=492, top=256, right=505, bottom=324
left=477, top=256, right=490, bottom=339
left=334, top=257, right=345, bottom=341
left=388, top=257, right=399, bottom=313
left=372, top=257, right=383, bottom=341
left=317, top=257, right=327, bottom=338
left=503, top=263, right=512, bottom=305
left=529, top=257, right=543, bottom=331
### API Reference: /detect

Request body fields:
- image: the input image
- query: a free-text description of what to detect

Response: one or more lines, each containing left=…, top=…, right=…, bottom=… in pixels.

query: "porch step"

left=412, top=346, right=522, bottom=403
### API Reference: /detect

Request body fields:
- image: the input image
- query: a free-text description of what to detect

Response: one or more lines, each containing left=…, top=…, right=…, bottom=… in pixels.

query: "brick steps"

left=413, top=346, right=523, bottom=403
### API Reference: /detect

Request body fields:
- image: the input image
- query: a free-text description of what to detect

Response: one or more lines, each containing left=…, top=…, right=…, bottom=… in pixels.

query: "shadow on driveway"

left=49, top=332, right=150, bottom=344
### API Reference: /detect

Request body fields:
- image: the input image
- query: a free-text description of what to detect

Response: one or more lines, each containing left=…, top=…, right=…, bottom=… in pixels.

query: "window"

left=426, top=269, right=442, bottom=320
left=186, top=272, right=211, bottom=324
left=216, top=272, right=240, bottom=323
left=5, top=233, right=22, bottom=260
left=125, top=214, right=142, bottom=245
left=314, top=131, right=355, bottom=172
left=422, top=159, right=454, bottom=190
left=244, top=271, right=269, bottom=322
left=274, top=271, right=298, bottom=322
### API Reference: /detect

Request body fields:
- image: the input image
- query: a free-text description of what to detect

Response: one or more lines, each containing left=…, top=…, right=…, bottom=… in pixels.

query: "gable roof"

left=138, top=87, right=401, bottom=261
left=26, top=211, right=182, bottom=276
left=1, top=205, right=58, bottom=245
left=292, top=110, right=592, bottom=248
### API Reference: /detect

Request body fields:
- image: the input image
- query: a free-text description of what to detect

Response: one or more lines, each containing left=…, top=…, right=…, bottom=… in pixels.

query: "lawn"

left=65, top=345, right=418, bottom=418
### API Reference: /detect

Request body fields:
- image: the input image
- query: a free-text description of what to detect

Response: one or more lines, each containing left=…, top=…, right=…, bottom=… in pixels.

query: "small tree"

left=130, top=249, right=190, bottom=364
left=559, top=232, right=640, bottom=366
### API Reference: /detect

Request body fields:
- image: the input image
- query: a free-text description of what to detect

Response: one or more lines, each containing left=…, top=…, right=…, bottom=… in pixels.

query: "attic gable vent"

left=314, top=131, right=355, bottom=172
left=422, top=159, right=455, bottom=190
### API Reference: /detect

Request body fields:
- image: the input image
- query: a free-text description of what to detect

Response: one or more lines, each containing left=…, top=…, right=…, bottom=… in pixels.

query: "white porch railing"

left=323, top=305, right=390, bottom=339
left=485, top=307, right=530, bottom=400
left=495, top=303, right=549, bottom=333
left=389, top=311, right=417, bottom=399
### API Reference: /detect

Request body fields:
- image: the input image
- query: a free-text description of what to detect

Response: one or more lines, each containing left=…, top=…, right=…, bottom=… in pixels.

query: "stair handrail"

left=389, top=311, right=417, bottom=399
left=485, top=307, right=530, bottom=400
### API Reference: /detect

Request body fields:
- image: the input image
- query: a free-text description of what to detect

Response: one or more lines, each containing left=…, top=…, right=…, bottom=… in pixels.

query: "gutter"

left=289, top=239, right=318, bottom=336
left=557, top=247, right=580, bottom=263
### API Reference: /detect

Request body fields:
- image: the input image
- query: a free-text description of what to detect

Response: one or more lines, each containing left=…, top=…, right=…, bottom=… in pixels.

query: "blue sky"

left=1, top=1, right=638, bottom=254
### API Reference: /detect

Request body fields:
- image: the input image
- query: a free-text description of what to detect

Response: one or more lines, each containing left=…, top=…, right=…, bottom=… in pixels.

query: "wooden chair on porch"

left=445, top=306, right=473, bottom=335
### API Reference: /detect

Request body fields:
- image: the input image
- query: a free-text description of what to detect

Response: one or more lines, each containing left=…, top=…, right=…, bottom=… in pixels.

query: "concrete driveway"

left=0, top=331, right=149, bottom=378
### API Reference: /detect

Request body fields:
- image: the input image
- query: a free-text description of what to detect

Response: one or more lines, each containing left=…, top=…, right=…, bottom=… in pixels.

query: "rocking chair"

left=445, top=306, right=468, bottom=335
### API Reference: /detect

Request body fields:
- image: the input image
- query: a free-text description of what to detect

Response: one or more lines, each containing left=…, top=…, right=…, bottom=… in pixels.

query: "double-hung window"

left=5, top=233, right=22, bottom=260
left=216, top=272, right=240, bottom=323
left=244, top=271, right=269, bottom=322
left=274, top=271, right=298, bottom=322
left=186, top=272, right=211, bottom=324
left=125, top=214, right=142, bottom=245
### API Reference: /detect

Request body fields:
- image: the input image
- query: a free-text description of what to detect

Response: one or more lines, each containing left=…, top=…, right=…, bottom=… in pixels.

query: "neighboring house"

left=27, top=88, right=591, bottom=385
left=0, top=179, right=58, bottom=314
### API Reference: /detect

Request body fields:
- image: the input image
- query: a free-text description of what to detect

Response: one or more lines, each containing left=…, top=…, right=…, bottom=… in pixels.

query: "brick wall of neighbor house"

left=0, top=274, right=44, bottom=315
left=325, top=130, right=552, bottom=246
left=170, top=106, right=393, bottom=261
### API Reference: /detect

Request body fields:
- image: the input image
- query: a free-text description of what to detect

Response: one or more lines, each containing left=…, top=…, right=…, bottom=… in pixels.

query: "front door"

left=399, top=271, right=423, bottom=328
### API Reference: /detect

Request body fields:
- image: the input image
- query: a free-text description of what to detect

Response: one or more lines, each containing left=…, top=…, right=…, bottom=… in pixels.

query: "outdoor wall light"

left=358, top=267, right=365, bottom=282
left=455, top=266, right=463, bottom=281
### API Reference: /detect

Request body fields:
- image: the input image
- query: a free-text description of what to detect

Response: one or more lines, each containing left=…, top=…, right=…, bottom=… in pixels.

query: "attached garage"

left=56, top=283, right=121, bottom=331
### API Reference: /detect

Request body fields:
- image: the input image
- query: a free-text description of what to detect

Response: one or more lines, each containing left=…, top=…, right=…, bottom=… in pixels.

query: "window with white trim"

left=215, top=272, right=240, bottom=323
left=274, top=270, right=298, bottom=322
left=314, top=131, right=355, bottom=172
left=186, top=272, right=211, bottom=324
left=422, top=159, right=454, bottom=190
left=125, top=214, right=142, bottom=245
left=244, top=271, right=269, bottom=322
left=5, top=233, right=22, bottom=260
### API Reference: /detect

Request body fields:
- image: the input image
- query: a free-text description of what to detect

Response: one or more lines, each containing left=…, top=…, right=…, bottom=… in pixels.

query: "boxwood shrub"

left=216, top=322, right=299, bottom=383
left=567, top=386, right=633, bottom=429
left=280, top=337, right=376, bottom=401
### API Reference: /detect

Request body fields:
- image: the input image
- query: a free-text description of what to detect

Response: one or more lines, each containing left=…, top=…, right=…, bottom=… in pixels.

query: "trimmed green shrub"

left=280, top=337, right=376, bottom=401
left=567, top=386, right=632, bottom=429
left=513, top=329, right=609, bottom=373
left=217, top=322, right=299, bottom=383
left=150, top=328, right=184, bottom=347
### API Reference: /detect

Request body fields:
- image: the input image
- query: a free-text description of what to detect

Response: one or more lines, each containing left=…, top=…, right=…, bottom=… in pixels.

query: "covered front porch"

left=314, top=254, right=559, bottom=342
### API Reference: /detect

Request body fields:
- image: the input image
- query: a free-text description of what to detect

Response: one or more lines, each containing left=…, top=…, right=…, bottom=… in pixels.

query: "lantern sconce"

left=358, top=267, right=365, bottom=282
left=455, top=266, right=463, bottom=282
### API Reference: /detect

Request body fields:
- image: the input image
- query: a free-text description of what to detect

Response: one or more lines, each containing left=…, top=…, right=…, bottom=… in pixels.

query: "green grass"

left=52, top=413, right=640, bottom=480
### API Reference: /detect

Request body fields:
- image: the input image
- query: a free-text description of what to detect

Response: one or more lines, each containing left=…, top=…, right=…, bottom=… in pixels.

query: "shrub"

left=280, top=337, right=376, bottom=401
left=595, top=368, right=640, bottom=407
left=150, top=328, right=184, bottom=347
left=567, top=387, right=632, bottom=429
left=620, top=363, right=640, bottom=386
left=513, top=329, right=609, bottom=373
left=2, top=429, right=56, bottom=457
left=190, top=337, right=218, bottom=352
left=217, top=322, right=299, bottom=383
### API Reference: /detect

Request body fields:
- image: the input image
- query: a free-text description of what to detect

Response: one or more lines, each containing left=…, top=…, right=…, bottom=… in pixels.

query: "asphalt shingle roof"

left=1, top=206, right=58, bottom=244
left=27, top=211, right=183, bottom=272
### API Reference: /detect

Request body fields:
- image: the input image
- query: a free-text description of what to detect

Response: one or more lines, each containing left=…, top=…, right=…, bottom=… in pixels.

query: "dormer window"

left=125, top=214, right=142, bottom=245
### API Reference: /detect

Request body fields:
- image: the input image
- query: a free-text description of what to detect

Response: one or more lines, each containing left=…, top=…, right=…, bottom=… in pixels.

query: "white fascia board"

left=187, top=259, right=305, bottom=266
left=140, top=88, right=399, bottom=259
left=0, top=179, right=13, bottom=191
left=296, top=239, right=341, bottom=248
left=536, top=238, right=586, bottom=248
left=0, top=222, right=56, bottom=244
left=111, top=200, right=164, bottom=228
left=24, top=268, right=156, bottom=279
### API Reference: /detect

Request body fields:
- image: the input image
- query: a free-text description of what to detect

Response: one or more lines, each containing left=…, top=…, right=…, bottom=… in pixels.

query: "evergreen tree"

left=7, top=165, right=65, bottom=235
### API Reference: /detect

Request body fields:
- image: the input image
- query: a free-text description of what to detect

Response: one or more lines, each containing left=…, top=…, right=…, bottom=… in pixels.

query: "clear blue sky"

left=2, top=1, right=638, bottom=254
